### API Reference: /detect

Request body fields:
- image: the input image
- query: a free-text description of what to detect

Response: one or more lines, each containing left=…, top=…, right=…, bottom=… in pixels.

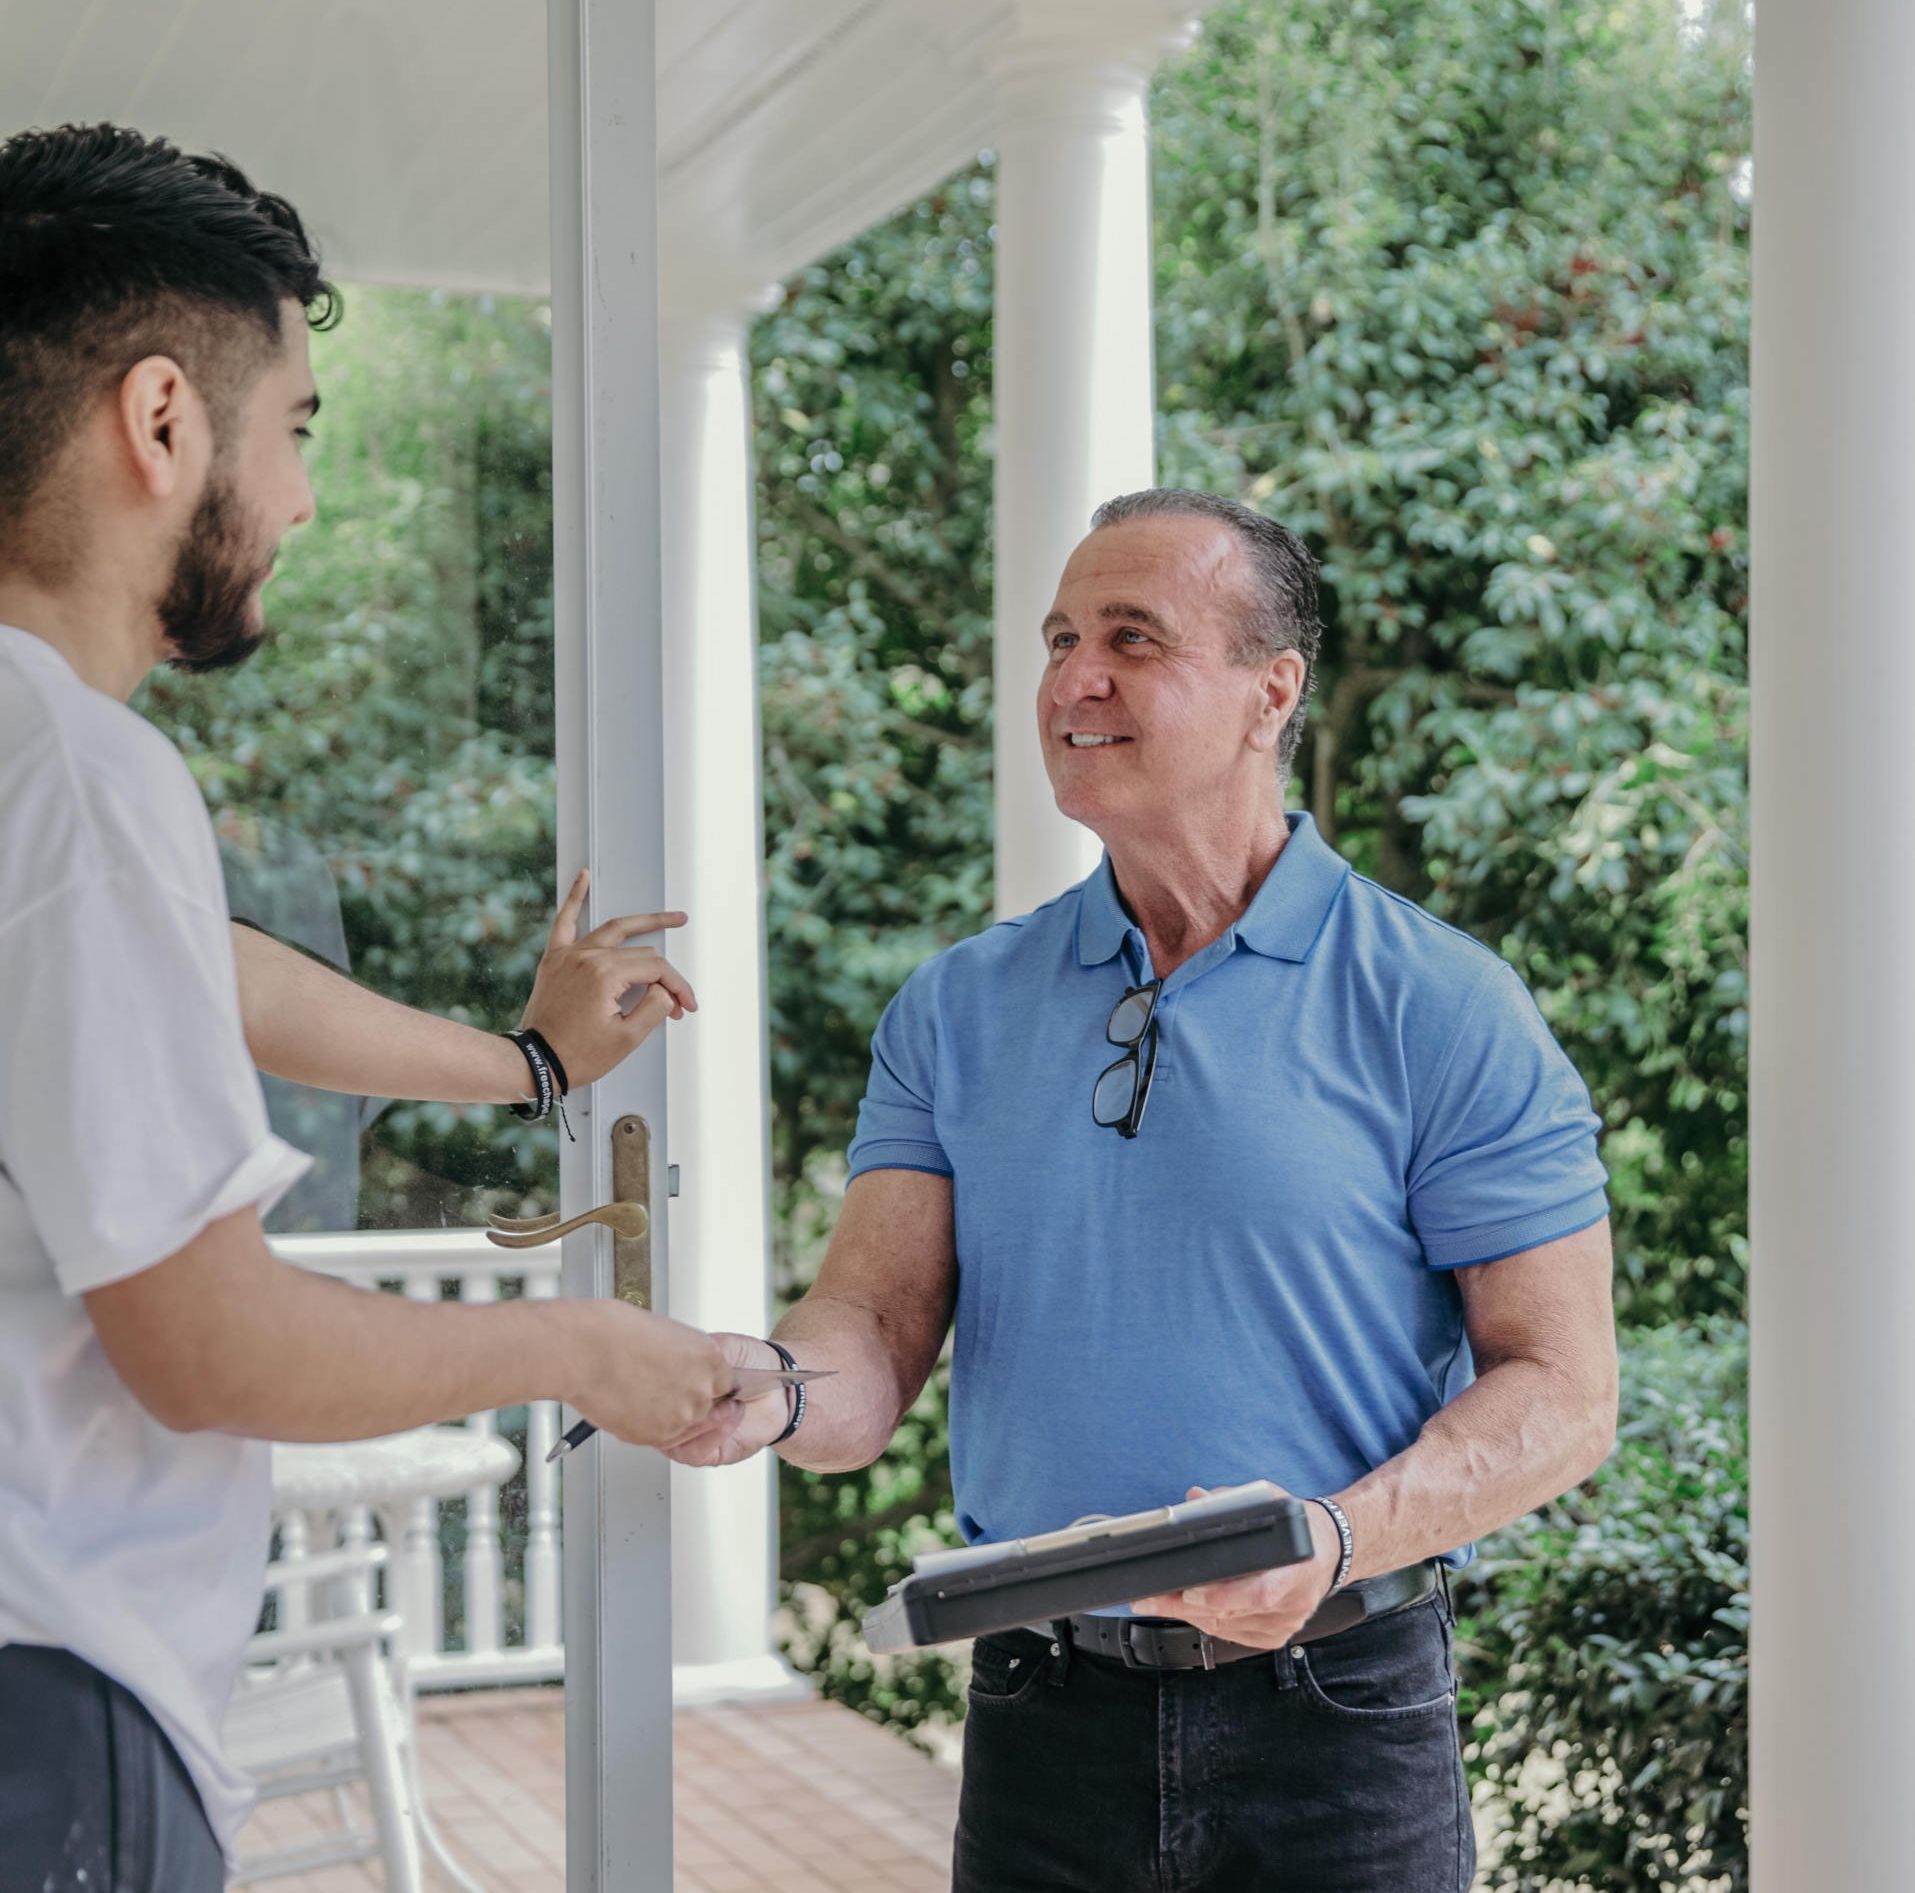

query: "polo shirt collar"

left=1074, top=812, right=1351, bottom=968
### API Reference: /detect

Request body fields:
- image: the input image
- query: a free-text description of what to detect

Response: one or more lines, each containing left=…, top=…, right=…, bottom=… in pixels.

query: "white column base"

left=670, top=1652, right=811, bottom=1708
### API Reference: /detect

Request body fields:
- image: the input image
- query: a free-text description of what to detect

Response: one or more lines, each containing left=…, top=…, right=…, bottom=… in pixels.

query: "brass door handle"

left=484, top=1200, right=649, bottom=1249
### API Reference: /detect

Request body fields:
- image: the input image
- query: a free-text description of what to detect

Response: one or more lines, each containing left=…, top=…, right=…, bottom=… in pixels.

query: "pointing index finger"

left=548, top=869, right=590, bottom=950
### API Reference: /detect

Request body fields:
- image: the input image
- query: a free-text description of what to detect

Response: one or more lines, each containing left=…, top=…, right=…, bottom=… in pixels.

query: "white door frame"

left=548, top=1, right=675, bottom=1885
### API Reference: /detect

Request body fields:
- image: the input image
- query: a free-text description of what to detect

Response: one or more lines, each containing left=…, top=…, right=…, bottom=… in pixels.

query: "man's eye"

left=1117, top=629, right=1149, bottom=646
left=295, top=427, right=314, bottom=444
left=1050, top=633, right=1077, bottom=653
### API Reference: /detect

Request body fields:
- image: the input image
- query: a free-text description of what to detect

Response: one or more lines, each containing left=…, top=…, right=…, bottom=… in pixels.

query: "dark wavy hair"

left=1090, top=487, right=1323, bottom=775
left=0, top=122, right=339, bottom=575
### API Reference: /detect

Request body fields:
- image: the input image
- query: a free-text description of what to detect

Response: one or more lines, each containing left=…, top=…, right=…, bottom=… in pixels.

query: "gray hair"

left=1089, top=487, right=1321, bottom=774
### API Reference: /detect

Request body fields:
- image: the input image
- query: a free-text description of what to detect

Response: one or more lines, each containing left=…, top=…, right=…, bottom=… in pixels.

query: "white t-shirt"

left=0, top=622, right=310, bottom=1857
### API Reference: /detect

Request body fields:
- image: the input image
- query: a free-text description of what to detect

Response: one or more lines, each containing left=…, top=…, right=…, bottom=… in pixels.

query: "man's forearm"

left=769, top=1294, right=919, bottom=1473
left=92, top=1209, right=597, bottom=1439
left=1330, top=1356, right=1616, bottom=1583
left=231, top=921, right=527, bottom=1103
left=199, top=1266, right=585, bottom=1439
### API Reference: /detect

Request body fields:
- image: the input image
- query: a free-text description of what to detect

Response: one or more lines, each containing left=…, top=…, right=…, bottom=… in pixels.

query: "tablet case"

left=861, top=1482, right=1316, bottom=1652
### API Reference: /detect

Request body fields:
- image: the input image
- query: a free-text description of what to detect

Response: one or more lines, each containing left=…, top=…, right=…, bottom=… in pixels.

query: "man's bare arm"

left=85, top=1204, right=732, bottom=1446
left=1137, top=1219, right=1618, bottom=1642
left=229, top=869, right=694, bottom=1103
left=663, top=1168, right=957, bottom=1473
left=231, top=923, right=528, bottom=1101
left=1331, top=1217, right=1618, bottom=1580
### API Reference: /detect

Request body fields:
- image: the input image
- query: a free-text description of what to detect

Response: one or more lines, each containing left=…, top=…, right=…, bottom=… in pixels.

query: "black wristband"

left=1310, top=1495, right=1355, bottom=1595
left=766, top=1338, right=805, bottom=1445
left=505, top=1030, right=555, bottom=1121
left=514, top=1026, right=570, bottom=1097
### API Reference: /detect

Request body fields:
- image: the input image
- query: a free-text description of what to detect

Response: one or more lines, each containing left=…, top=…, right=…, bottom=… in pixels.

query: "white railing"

left=269, top=1230, right=565, bottom=1693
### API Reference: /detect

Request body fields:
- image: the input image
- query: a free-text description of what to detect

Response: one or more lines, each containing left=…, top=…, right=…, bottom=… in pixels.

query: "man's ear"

left=115, top=356, right=208, bottom=502
left=1250, top=649, right=1308, bottom=755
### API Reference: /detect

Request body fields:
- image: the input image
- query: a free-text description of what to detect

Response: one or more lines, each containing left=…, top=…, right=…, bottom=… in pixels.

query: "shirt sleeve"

left=846, top=965, right=953, bottom=1181
left=0, top=869, right=310, bottom=1297
left=1407, top=960, right=1609, bottom=1270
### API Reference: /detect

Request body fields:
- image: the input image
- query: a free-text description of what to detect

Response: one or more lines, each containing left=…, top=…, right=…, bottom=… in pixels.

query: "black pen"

left=545, top=1416, right=598, bottom=1464
left=544, top=1365, right=834, bottom=1463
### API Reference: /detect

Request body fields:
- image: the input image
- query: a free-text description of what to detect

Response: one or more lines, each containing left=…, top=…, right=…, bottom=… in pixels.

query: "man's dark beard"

left=159, top=475, right=273, bottom=675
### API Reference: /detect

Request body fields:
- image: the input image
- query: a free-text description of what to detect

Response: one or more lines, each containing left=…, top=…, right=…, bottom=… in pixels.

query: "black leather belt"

left=1059, top=1562, right=1438, bottom=1672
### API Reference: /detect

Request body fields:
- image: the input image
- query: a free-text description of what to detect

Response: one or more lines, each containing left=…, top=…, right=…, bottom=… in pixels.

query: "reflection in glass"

left=139, top=287, right=558, bottom=1233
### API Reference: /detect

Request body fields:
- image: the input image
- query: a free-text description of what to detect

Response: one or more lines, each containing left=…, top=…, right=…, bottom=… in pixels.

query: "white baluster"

left=277, top=1510, right=313, bottom=1677
left=396, top=1272, right=445, bottom=1658
left=339, top=1504, right=377, bottom=1613
left=461, top=1272, right=505, bottom=1657
left=524, top=1267, right=563, bottom=1652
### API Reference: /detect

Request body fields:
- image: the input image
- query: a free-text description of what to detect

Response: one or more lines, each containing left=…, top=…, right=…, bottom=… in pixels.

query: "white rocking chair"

left=223, top=1541, right=426, bottom=1891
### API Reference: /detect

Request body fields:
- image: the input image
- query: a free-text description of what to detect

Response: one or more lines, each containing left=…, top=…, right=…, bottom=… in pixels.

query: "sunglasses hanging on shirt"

left=1092, top=977, right=1162, bottom=1139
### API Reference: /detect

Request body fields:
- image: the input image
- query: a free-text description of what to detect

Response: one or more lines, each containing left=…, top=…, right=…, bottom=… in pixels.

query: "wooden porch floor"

left=238, top=1686, right=959, bottom=1892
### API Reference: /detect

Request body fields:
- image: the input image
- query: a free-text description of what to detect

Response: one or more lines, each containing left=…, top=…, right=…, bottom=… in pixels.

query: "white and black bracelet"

left=505, top=1028, right=576, bottom=1139
left=505, top=1029, right=556, bottom=1121
left=766, top=1338, right=806, bottom=1444
left=1310, top=1494, right=1355, bottom=1594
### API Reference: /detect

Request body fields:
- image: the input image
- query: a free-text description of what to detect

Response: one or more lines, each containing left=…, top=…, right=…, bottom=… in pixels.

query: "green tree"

left=1153, top=0, right=1751, bottom=1321
left=751, top=172, right=999, bottom=1239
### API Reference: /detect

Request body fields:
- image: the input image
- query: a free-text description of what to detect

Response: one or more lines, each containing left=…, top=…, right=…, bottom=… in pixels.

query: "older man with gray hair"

left=673, top=487, right=1616, bottom=1892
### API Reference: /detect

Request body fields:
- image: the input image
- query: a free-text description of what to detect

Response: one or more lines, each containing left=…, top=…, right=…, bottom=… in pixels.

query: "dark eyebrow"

left=1041, top=601, right=1178, bottom=642
left=1097, top=601, right=1176, bottom=638
left=293, top=391, right=321, bottom=419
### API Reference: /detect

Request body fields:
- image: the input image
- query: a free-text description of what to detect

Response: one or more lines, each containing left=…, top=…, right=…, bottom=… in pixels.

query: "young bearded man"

left=0, top=123, right=734, bottom=1889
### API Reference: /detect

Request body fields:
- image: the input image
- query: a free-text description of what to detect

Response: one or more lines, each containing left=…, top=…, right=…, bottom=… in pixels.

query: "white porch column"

left=990, top=8, right=1194, bottom=919
left=659, top=302, right=798, bottom=1703
left=1751, top=0, right=1915, bottom=1881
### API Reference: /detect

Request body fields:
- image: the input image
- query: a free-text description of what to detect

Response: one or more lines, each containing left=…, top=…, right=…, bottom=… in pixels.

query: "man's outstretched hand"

left=664, top=1332, right=799, bottom=1467
left=520, top=869, right=697, bottom=1087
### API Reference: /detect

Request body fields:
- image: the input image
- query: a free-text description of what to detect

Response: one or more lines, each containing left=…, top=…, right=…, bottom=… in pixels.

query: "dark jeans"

left=0, top=1644, right=223, bottom=1893
left=953, top=1590, right=1475, bottom=1893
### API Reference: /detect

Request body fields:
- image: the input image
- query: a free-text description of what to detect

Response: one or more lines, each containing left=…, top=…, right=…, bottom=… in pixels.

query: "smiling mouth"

left=1066, top=734, right=1131, bottom=748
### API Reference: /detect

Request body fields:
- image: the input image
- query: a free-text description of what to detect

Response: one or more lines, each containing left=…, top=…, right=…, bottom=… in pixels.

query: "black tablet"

left=861, top=1483, right=1316, bottom=1652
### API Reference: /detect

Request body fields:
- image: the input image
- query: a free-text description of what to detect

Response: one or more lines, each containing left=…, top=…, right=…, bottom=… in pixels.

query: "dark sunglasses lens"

left=1093, top=1056, right=1140, bottom=1126
left=1107, top=988, right=1154, bottom=1047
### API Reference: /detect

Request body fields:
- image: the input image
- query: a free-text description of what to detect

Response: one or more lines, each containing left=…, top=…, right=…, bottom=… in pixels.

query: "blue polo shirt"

left=846, top=813, right=1607, bottom=1562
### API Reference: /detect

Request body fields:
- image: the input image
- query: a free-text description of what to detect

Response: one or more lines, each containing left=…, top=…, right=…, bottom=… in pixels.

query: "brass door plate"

left=610, top=1114, right=653, bottom=1310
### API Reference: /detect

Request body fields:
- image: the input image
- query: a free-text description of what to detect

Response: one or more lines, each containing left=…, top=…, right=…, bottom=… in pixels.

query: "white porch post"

left=658, top=301, right=796, bottom=1703
left=1751, top=0, right=1915, bottom=1881
left=990, top=9, right=1192, bottom=919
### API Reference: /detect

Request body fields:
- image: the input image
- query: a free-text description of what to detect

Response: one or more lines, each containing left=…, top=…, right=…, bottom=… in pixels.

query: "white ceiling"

left=0, top=0, right=1130, bottom=301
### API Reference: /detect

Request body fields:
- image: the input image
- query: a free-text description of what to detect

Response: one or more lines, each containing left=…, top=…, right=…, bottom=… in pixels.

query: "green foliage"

left=139, top=288, right=562, bottom=1228
left=1152, top=0, right=1751, bottom=1321
left=1458, top=1322, right=1749, bottom=1889
left=745, top=179, right=999, bottom=1740
left=776, top=1368, right=964, bottom=1745
left=751, top=173, right=999, bottom=1238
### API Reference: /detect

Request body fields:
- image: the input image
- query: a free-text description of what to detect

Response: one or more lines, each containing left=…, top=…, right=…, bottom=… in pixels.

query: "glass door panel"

left=140, top=288, right=561, bottom=1235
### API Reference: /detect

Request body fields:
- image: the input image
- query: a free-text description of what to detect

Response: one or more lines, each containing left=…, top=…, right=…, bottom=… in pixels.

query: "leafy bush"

left=1458, top=1321, right=1749, bottom=1889
left=777, top=1358, right=964, bottom=1747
